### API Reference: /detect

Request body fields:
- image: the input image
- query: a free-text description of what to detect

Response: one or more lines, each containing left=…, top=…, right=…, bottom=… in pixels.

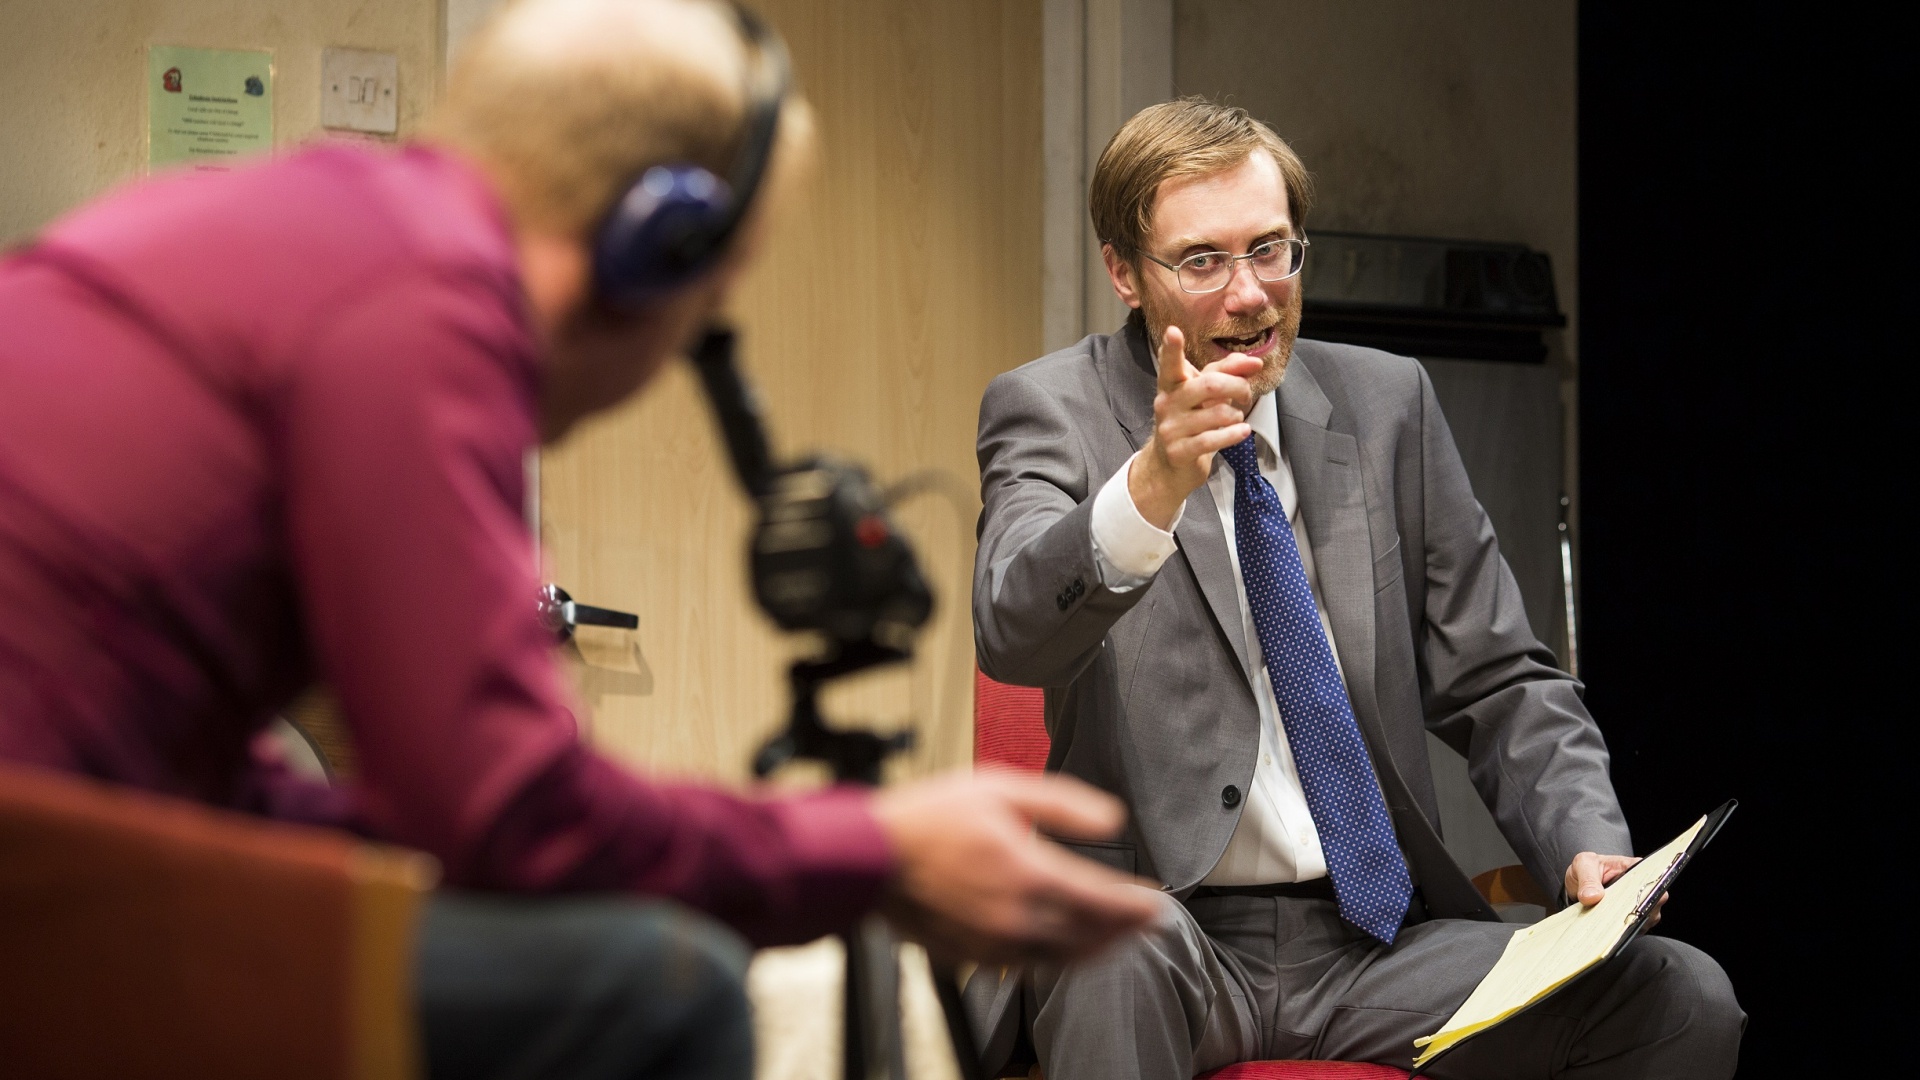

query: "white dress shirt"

left=1089, top=391, right=1343, bottom=885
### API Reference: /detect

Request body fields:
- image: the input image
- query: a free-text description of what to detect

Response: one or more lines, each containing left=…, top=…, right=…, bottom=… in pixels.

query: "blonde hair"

left=1090, top=98, right=1313, bottom=262
left=426, top=0, right=806, bottom=237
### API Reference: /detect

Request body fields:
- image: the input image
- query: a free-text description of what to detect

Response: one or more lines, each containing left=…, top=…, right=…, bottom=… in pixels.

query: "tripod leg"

left=841, top=927, right=870, bottom=1080
left=841, top=918, right=907, bottom=1080
left=928, top=958, right=988, bottom=1080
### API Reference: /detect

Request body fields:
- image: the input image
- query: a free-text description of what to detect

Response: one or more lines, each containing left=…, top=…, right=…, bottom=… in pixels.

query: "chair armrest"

left=0, top=761, right=436, bottom=1080
left=1471, top=863, right=1552, bottom=908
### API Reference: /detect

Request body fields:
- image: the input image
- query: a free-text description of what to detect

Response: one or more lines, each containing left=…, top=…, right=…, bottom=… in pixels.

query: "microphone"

left=688, top=324, right=774, bottom=500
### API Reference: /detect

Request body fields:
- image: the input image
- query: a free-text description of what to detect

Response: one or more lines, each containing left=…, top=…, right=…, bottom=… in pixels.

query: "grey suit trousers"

left=1024, top=889, right=1742, bottom=1080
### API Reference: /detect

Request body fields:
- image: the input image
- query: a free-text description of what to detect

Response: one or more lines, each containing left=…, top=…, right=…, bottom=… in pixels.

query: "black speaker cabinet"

left=1300, top=232, right=1565, bottom=363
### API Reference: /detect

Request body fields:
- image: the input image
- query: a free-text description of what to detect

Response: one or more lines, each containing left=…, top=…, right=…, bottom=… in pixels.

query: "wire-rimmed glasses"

left=1143, top=237, right=1309, bottom=294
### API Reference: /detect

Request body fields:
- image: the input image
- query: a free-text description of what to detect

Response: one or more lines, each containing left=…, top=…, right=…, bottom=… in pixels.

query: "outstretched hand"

left=1564, top=851, right=1667, bottom=926
left=1128, top=325, right=1263, bottom=530
left=869, top=769, right=1161, bottom=966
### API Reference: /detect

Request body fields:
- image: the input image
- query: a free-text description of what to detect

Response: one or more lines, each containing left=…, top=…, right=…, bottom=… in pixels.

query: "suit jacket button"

left=1221, top=784, right=1241, bottom=808
left=1056, top=592, right=1070, bottom=611
left=1071, top=577, right=1085, bottom=596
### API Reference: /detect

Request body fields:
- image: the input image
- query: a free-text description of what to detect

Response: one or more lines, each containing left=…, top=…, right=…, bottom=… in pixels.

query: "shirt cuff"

left=1090, top=453, right=1181, bottom=591
left=759, top=785, right=896, bottom=937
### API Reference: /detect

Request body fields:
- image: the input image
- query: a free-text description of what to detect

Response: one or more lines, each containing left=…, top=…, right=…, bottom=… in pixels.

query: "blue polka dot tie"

left=1219, top=434, right=1412, bottom=944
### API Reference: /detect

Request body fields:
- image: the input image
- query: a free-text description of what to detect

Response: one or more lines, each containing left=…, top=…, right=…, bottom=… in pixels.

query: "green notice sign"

left=147, top=45, right=273, bottom=173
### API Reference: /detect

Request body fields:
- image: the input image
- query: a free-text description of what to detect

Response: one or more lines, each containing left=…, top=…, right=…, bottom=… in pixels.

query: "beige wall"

left=540, top=0, right=1042, bottom=784
left=0, top=0, right=442, bottom=245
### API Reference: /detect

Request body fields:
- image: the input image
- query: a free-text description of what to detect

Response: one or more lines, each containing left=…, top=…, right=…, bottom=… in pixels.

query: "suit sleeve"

left=973, top=368, right=1152, bottom=687
left=1411, top=364, right=1631, bottom=898
left=279, top=269, right=891, bottom=946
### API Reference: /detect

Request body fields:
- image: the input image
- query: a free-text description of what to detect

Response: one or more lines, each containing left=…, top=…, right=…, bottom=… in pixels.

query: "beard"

left=1140, top=285, right=1302, bottom=398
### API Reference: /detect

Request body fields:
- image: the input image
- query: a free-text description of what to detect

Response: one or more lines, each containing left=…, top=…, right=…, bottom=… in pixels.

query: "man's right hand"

left=1128, top=326, right=1263, bottom=530
left=869, top=769, right=1161, bottom=966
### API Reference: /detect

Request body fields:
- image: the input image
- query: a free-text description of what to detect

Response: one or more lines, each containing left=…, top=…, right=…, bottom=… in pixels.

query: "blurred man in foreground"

left=0, top=1, right=1157, bottom=1075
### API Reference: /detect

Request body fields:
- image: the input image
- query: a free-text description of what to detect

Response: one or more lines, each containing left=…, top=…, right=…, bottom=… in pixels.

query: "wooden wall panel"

left=540, top=0, right=1042, bottom=784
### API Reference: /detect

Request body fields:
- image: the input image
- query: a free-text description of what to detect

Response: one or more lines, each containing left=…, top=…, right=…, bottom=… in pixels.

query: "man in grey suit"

left=970, top=99, right=1742, bottom=1079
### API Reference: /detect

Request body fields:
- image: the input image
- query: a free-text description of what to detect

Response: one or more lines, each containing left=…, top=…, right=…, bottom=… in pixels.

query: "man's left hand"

left=1564, top=851, right=1668, bottom=925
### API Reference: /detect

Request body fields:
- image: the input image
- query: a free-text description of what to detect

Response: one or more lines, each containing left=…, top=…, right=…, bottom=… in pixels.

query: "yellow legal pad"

left=1411, top=801, right=1735, bottom=1071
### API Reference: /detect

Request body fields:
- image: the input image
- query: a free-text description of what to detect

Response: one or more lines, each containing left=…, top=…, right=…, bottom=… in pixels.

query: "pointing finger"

left=1156, top=326, right=1195, bottom=394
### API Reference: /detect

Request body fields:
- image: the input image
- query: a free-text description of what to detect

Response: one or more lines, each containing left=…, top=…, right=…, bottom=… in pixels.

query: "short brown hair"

left=1090, top=98, right=1313, bottom=262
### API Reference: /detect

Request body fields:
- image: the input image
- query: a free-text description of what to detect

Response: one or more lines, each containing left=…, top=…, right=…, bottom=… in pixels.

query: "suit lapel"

left=1277, top=354, right=1385, bottom=758
left=1103, top=323, right=1254, bottom=678
left=1173, top=483, right=1255, bottom=677
left=1103, top=318, right=1157, bottom=441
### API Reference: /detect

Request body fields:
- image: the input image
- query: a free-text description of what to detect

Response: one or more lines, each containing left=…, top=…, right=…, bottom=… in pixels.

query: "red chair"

left=973, top=669, right=1412, bottom=1080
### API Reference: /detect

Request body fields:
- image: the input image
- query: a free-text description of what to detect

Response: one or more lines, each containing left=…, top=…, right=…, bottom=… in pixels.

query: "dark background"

left=1579, top=4, right=1904, bottom=1073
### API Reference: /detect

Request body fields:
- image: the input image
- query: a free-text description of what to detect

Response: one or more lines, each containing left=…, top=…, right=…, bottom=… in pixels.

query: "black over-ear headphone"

left=592, top=1, right=790, bottom=309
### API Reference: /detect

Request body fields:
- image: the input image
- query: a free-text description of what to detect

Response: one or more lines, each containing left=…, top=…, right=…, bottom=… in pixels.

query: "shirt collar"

left=1250, top=390, right=1282, bottom=463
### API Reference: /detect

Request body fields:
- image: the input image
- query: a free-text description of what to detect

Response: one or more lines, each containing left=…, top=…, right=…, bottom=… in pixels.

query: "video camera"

left=687, top=323, right=936, bottom=782
left=689, top=325, right=932, bottom=649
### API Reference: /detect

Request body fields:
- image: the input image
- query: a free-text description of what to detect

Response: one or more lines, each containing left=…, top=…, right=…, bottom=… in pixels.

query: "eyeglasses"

left=1143, top=237, right=1310, bottom=294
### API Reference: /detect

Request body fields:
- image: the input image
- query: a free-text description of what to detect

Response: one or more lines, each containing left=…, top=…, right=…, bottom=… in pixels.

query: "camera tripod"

left=753, top=639, right=987, bottom=1080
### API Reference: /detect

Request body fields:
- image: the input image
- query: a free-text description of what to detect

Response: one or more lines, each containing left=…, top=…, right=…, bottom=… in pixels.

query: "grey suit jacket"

left=973, top=322, right=1630, bottom=918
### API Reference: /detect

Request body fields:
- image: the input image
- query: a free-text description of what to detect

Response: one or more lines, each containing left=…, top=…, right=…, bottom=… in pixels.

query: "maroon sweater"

left=0, top=145, right=890, bottom=946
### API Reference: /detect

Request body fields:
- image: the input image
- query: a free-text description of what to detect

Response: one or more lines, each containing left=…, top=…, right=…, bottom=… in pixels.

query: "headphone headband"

left=713, top=3, right=787, bottom=247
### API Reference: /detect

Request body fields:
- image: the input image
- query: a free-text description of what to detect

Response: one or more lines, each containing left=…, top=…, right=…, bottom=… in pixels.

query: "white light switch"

left=321, top=48, right=398, bottom=135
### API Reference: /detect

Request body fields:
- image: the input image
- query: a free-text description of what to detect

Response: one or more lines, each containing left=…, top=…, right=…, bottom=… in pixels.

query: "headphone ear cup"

left=593, top=165, right=735, bottom=309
